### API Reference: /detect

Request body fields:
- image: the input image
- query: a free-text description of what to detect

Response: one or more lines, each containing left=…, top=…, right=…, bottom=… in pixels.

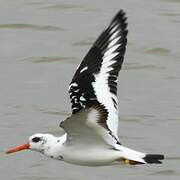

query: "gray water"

left=0, top=0, right=180, bottom=179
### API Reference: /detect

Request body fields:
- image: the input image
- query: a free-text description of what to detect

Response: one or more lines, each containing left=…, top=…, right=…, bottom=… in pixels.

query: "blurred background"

left=0, top=0, right=180, bottom=179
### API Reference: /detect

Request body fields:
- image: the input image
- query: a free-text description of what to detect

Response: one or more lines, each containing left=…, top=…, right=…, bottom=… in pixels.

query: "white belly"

left=61, top=146, right=122, bottom=166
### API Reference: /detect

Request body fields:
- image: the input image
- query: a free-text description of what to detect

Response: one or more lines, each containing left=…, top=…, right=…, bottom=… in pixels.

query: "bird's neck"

left=42, top=133, right=67, bottom=160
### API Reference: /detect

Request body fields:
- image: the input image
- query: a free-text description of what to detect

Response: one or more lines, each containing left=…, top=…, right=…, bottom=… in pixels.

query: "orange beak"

left=6, top=143, right=30, bottom=154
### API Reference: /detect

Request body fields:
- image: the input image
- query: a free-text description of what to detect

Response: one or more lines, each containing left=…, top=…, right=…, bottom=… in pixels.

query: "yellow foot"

left=121, top=158, right=144, bottom=165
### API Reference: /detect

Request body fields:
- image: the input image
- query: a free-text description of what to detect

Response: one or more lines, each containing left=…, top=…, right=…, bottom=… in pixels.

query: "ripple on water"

left=160, top=0, right=180, bottom=2
left=31, top=104, right=69, bottom=116
left=120, top=135, right=144, bottom=140
left=25, top=2, right=46, bottom=6
left=29, top=162, right=43, bottom=168
left=163, top=76, right=180, bottom=80
left=143, top=47, right=171, bottom=56
left=22, top=56, right=76, bottom=64
left=160, top=12, right=180, bottom=17
left=123, top=63, right=165, bottom=71
left=42, top=110, right=69, bottom=116
left=19, top=176, right=51, bottom=180
left=43, top=4, right=100, bottom=12
left=120, top=117, right=141, bottom=123
left=73, top=39, right=94, bottom=47
left=120, top=114, right=155, bottom=123
left=159, top=13, right=180, bottom=24
left=0, top=24, right=64, bottom=31
left=150, top=170, right=179, bottom=176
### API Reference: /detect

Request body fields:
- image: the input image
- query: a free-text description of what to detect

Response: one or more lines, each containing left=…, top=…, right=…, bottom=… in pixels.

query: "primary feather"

left=68, top=10, right=128, bottom=139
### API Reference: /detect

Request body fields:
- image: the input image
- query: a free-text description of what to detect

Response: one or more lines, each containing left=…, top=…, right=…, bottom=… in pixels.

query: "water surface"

left=0, top=0, right=180, bottom=180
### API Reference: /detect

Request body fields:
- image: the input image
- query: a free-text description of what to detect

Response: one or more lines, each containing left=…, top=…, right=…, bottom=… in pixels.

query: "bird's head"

left=6, top=133, right=67, bottom=156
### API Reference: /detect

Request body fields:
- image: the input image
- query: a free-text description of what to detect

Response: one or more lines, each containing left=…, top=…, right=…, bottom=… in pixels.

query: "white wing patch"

left=80, top=66, right=88, bottom=73
left=92, top=45, right=120, bottom=137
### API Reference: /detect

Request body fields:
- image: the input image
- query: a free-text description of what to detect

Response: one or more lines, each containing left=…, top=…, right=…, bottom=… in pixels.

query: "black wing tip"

left=94, top=9, right=128, bottom=48
left=143, top=154, right=165, bottom=164
left=110, top=9, right=128, bottom=32
left=112, top=9, right=127, bottom=22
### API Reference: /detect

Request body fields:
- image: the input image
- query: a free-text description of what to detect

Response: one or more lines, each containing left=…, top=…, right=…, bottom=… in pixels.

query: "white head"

left=6, top=133, right=67, bottom=158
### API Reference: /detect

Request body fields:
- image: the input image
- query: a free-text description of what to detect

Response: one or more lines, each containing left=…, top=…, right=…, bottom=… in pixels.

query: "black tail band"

left=143, top=154, right=164, bottom=164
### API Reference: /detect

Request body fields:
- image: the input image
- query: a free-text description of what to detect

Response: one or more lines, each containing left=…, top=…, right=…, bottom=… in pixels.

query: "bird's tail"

left=143, top=154, right=164, bottom=164
left=115, top=145, right=164, bottom=165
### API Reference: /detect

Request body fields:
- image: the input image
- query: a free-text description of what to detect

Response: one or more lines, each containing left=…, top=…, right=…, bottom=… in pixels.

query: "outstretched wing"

left=60, top=102, right=120, bottom=147
left=68, top=10, right=128, bottom=138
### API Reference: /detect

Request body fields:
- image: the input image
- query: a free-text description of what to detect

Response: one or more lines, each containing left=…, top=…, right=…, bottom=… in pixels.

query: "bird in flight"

left=6, top=10, right=164, bottom=166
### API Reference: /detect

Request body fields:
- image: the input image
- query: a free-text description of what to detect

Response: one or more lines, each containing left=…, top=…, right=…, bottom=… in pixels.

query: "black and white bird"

left=6, top=10, right=164, bottom=166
